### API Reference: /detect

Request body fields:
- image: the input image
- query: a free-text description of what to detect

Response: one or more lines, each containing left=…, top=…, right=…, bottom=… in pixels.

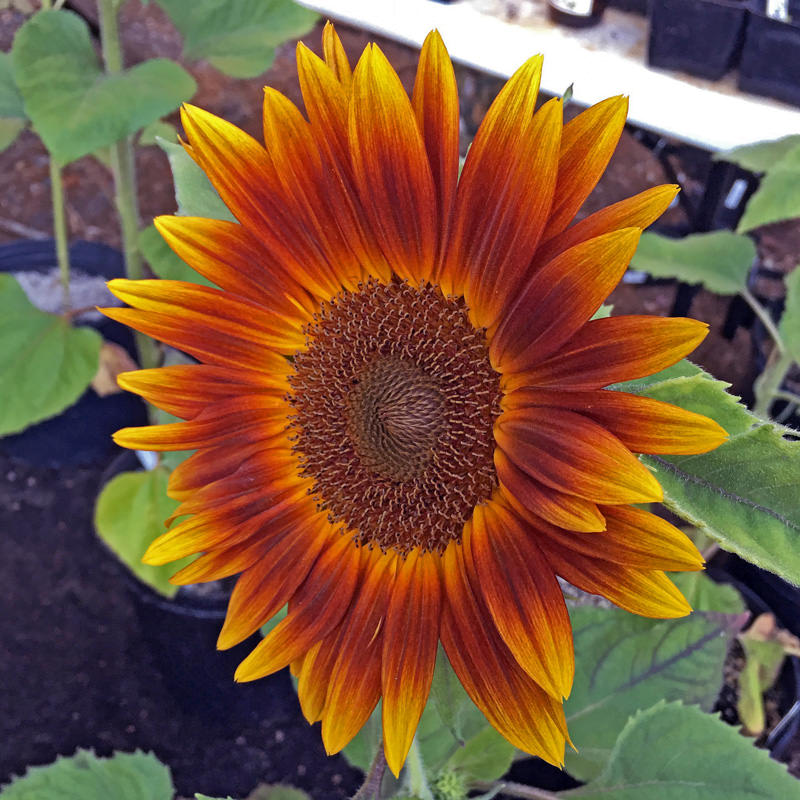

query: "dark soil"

left=2, top=1, right=800, bottom=797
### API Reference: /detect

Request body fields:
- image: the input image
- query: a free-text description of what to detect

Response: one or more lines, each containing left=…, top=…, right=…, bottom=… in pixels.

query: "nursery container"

left=0, top=240, right=147, bottom=467
left=647, top=0, right=748, bottom=80
left=739, top=2, right=800, bottom=107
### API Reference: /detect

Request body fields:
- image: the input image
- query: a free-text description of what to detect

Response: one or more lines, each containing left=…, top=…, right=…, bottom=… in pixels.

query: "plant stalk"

left=753, top=348, right=795, bottom=419
left=404, top=738, right=433, bottom=800
left=352, top=747, right=387, bottom=800
left=741, top=287, right=785, bottom=356
left=49, top=158, right=71, bottom=312
left=472, top=781, right=559, bottom=800
left=97, top=0, right=159, bottom=370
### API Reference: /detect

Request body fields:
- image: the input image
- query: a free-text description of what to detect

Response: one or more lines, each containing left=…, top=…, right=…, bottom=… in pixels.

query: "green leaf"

left=245, top=785, right=313, bottom=800
left=670, top=571, right=744, bottom=615
left=157, top=0, right=318, bottom=78
left=139, top=224, right=214, bottom=287
left=631, top=231, right=757, bottom=295
left=139, top=118, right=177, bottom=146
left=342, top=703, right=382, bottom=773
left=0, top=274, right=101, bottom=436
left=562, top=701, right=800, bottom=799
left=716, top=134, right=800, bottom=172
left=0, top=52, right=26, bottom=151
left=644, top=424, right=800, bottom=588
left=158, top=138, right=235, bottom=220
left=779, top=265, right=800, bottom=363
left=442, top=725, right=515, bottom=783
left=94, top=467, right=192, bottom=597
left=259, top=604, right=287, bottom=637
left=738, top=144, right=800, bottom=232
left=11, top=10, right=196, bottom=165
left=563, top=604, right=740, bottom=781
left=0, top=749, right=173, bottom=800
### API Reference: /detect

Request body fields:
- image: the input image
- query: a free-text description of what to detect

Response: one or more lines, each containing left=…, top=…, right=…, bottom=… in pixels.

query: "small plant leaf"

left=157, top=0, right=318, bottom=78
left=245, top=785, right=313, bottom=800
left=631, top=230, right=756, bottom=295
left=0, top=274, right=101, bottom=436
left=442, top=725, right=515, bottom=783
left=158, top=138, right=235, bottom=220
left=94, top=467, right=192, bottom=597
left=11, top=10, right=195, bottom=165
left=0, top=52, right=26, bottom=151
left=139, top=118, right=177, bottom=146
left=561, top=701, right=800, bottom=799
left=0, top=749, right=173, bottom=800
left=738, top=143, right=800, bottom=233
left=716, top=134, right=800, bottom=172
left=139, top=224, right=214, bottom=287
left=564, top=601, right=740, bottom=781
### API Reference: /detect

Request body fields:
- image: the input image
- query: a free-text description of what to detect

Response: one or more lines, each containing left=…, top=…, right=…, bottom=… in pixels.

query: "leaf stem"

left=49, top=158, right=71, bottom=312
left=741, top=287, right=785, bottom=355
left=352, top=746, right=388, bottom=800
left=97, top=0, right=159, bottom=371
left=472, top=781, right=559, bottom=800
left=404, top=737, right=434, bottom=800
left=753, top=348, right=795, bottom=419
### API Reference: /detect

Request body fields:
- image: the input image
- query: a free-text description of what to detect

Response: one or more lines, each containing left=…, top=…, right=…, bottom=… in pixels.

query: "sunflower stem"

left=404, top=737, right=434, bottom=800
left=49, top=158, right=71, bottom=312
left=352, top=746, right=387, bottom=800
left=472, top=781, right=559, bottom=800
left=97, top=0, right=159, bottom=371
left=753, top=348, right=794, bottom=420
left=741, top=287, right=786, bottom=356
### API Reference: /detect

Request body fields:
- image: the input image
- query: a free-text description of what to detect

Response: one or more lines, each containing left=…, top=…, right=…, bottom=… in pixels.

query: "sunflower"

left=103, top=24, right=727, bottom=776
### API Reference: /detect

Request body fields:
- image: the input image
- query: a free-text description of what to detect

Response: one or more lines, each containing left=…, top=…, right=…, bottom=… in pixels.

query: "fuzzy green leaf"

left=564, top=602, right=740, bottom=781
left=94, top=467, right=192, bottom=597
left=738, top=144, right=800, bottom=232
left=158, top=138, right=235, bottom=220
left=443, top=725, right=515, bottom=783
left=157, top=0, right=318, bottom=78
left=0, top=52, right=26, bottom=151
left=0, top=274, right=101, bottom=436
left=631, top=231, right=756, bottom=295
left=716, top=135, right=800, bottom=172
left=779, top=266, right=800, bottom=364
left=11, top=10, right=195, bottom=164
left=0, top=749, right=173, bottom=800
left=644, top=424, right=800, bottom=588
left=562, top=701, right=800, bottom=799
left=139, top=224, right=214, bottom=287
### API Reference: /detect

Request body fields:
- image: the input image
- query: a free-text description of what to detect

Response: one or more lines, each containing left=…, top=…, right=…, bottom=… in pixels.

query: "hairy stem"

left=405, top=738, right=433, bottom=800
left=97, top=0, right=159, bottom=370
left=352, top=747, right=387, bottom=800
left=49, top=158, right=71, bottom=312
left=472, top=781, right=559, bottom=800
left=741, top=287, right=785, bottom=355
left=753, top=348, right=794, bottom=419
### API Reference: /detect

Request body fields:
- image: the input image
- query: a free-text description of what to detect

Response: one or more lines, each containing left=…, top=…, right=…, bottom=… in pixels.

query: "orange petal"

left=113, top=395, right=288, bottom=452
left=542, top=96, right=629, bottom=239
left=470, top=502, right=573, bottom=699
left=153, top=215, right=316, bottom=319
left=535, top=184, right=679, bottom=265
left=537, top=504, right=704, bottom=572
left=297, top=634, right=338, bottom=724
left=537, top=535, right=692, bottom=618
left=349, top=44, right=438, bottom=283
left=168, top=535, right=272, bottom=585
left=381, top=549, right=441, bottom=776
left=495, top=406, right=663, bottom=504
left=440, top=538, right=568, bottom=765
left=322, top=21, right=352, bottom=87
left=494, top=449, right=606, bottom=532
left=217, top=516, right=331, bottom=649
left=512, top=315, right=709, bottom=391
left=490, top=228, right=641, bottom=373
left=117, top=364, right=287, bottom=420
left=234, top=533, right=361, bottom=681
left=413, top=30, right=459, bottom=269
left=506, top=387, right=728, bottom=454
left=322, top=549, right=398, bottom=755
left=446, top=74, right=562, bottom=324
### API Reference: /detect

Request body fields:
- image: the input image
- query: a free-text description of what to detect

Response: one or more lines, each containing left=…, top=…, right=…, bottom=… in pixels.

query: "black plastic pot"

left=0, top=240, right=147, bottom=467
left=99, top=450, right=296, bottom=723
left=739, top=3, right=800, bottom=107
left=647, top=0, right=748, bottom=80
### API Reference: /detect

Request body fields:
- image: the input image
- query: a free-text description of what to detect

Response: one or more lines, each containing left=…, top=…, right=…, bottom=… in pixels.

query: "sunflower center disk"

left=288, top=281, right=502, bottom=554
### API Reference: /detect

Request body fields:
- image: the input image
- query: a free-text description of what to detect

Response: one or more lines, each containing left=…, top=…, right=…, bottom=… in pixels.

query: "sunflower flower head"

left=103, top=23, right=728, bottom=777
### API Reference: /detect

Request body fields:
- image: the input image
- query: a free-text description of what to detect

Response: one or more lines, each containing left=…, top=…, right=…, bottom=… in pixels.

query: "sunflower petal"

left=441, top=538, right=568, bottom=765
left=349, top=44, right=437, bottom=283
left=490, top=228, right=641, bottom=372
left=471, top=502, right=574, bottom=699
left=381, top=549, right=441, bottom=776
left=496, top=406, right=663, bottom=504
left=322, top=21, right=352, bottom=87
